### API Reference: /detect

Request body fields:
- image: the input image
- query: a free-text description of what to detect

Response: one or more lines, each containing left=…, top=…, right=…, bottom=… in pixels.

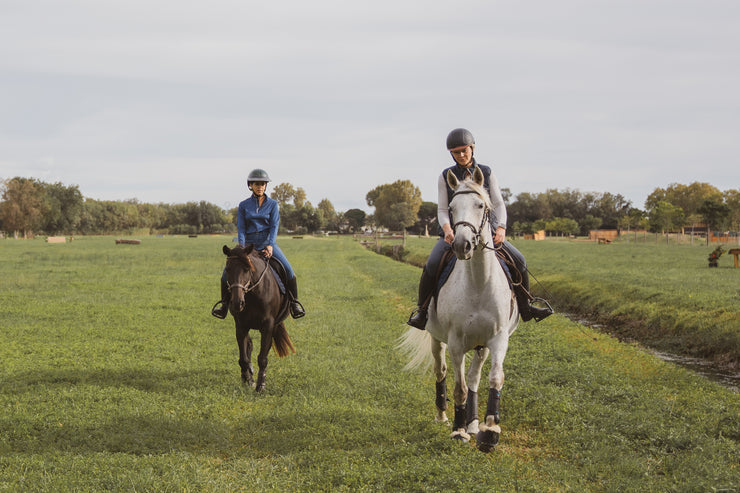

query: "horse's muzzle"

left=452, top=236, right=475, bottom=260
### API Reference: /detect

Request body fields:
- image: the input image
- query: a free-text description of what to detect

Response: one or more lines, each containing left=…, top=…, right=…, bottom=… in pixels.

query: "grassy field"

left=1, top=235, right=738, bottom=492
left=391, top=235, right=740, bottom=369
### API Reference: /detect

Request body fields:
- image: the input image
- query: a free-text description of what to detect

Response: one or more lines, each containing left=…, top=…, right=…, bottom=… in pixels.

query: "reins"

left=226, top=254, right=271, bottom=295
left=451, top=189, right=498, bottom=254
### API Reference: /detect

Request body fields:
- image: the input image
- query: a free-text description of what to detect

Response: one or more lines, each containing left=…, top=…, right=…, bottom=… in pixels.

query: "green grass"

left=392, top=235, right=740, bottom=368
left=1, top=235, right=738, bottom=492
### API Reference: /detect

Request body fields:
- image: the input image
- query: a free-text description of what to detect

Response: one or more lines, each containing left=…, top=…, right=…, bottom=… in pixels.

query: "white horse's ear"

left=446, top=170, right=459, bottom=190
left=473, top=166, right=484, bottom=186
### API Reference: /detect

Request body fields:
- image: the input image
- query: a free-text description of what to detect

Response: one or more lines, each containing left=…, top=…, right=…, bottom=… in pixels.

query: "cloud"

left=1, top=0, right=738, bottom=213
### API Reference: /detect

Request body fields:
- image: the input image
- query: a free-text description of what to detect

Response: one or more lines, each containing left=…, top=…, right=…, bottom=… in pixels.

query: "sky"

left=1, top=0, right=738, bottom=214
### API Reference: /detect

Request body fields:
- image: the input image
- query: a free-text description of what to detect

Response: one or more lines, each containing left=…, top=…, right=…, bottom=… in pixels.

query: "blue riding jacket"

left=235, top=194, right=294, bottom=279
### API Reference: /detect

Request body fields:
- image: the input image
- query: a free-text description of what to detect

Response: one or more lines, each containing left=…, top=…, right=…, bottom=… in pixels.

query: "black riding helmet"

left=247, top=168, right=271, bottom=187
left=446, top=128, right=475, bottom=150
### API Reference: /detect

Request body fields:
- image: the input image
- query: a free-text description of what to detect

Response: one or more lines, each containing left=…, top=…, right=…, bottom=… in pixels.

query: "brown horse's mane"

left=227, top=244, right=257, bottom=271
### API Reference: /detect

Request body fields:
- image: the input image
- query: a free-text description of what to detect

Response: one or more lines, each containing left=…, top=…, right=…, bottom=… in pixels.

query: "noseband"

left=451, top=189, right=496, bottom=251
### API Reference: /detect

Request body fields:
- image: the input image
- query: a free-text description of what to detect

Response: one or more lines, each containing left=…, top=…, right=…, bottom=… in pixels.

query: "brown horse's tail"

left=272, top=322, right=296, bottom=358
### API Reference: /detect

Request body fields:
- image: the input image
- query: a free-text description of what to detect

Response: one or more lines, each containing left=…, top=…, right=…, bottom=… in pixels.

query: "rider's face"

left=251, top=182, right=267, bottom=196
left=450, top=145, right=474, bottom=167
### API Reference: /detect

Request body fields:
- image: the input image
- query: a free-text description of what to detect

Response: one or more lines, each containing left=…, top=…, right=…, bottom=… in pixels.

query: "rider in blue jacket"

left=407, top=128, right=552, bottom=329
left=212, top=168, right=305, bottom=320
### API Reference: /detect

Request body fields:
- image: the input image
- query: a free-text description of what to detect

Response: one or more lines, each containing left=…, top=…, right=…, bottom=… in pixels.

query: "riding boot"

left=211, top=276, right=230, bottom=319
left=407, top=268, right=434, bottom=330
left=514, top=270, right=553, bottom=322
left=286, top=276, right=306, bottom=319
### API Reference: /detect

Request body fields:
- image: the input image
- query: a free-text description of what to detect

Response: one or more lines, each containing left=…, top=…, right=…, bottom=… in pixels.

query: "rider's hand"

left=443, top=225, right=455, bottom=244
left=263, top=245, right=273, bottom=258
left=494, top=227, right=506, bottom=245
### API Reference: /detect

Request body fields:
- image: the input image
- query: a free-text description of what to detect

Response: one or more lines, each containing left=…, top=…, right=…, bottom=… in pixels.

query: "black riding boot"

left=407, top=268, right=434, bottom=330
left=514, top=270, right=553, bottom=322
left=211, top=276, right=230, bottom=319
left=286, top=277, right=306, bottom=319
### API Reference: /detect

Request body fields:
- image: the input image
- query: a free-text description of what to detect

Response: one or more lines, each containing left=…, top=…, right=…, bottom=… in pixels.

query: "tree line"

left=2, top=176, right=738, bottom=239
left=367, top=180, right=740, bottom=238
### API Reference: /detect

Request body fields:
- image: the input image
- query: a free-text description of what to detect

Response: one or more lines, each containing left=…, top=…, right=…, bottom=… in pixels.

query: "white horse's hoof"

left=476, top=417, right=501, bottom=452
left=450, top=428, right=470, bottom=442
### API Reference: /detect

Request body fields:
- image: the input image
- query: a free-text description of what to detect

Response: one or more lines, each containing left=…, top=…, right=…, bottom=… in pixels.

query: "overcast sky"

left=1, top=0, right=738, bottom=214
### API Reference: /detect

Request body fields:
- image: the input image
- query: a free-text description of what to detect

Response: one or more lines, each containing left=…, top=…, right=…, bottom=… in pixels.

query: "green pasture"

left=392, top=235, right=740, bottom=368
left=1, top=235, right=738, bottom=492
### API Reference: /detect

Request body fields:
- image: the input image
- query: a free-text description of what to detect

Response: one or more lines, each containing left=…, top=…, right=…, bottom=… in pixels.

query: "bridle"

left=451, top=189, right=500, bottom=252
left=226, top=255, right=271, bottom=296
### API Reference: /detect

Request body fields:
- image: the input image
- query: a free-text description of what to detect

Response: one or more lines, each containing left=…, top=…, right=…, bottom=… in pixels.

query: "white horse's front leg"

left=431, top=338, right=448, bottom=423
left=476, top=335, right=509, bottom=452
left=448, top=346, right=470, bottom=442
left=465, top=346, right=489, bottom=435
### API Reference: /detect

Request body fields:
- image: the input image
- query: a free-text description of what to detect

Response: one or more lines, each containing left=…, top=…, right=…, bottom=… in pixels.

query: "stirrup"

left=407, top=307, right=427, bottom=330
left=290, top=300, right=305, bottom=319
left=211, top=300, right=228, bottom=319
left=530, top=297, right=554, bottom=322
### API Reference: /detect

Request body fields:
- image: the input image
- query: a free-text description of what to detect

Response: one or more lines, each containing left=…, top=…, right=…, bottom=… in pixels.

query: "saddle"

left=267, top=257, right=287, bottom=295
left=434, top=249, right=514, bottom=297
left=266, top=256, right=290, bottom=324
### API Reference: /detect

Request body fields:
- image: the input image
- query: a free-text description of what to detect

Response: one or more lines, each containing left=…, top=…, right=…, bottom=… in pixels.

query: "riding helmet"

left=247, top=168, right=271, bottom=184
left=446, top=128, right=475, bottom=149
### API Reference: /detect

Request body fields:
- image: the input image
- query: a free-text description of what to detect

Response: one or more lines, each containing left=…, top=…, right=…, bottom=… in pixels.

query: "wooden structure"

left=115, top=239, right=141, bottom=245
left=524, top=230, right=545, bottom=241
left=589, top=229, right=618, bottom=242
left=729, top=248, right=740, bottom=268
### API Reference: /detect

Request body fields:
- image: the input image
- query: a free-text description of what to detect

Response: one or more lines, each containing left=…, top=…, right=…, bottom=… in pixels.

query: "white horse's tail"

left=396, top=327, right=434, bottom=373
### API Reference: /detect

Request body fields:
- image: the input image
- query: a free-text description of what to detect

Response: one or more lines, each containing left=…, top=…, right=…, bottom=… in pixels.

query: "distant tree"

left=285, top=204, right=320, bottom=234
left=697, top=199, right=730, bottom=232
left=546, top=217, right=579, bottom=237
left=500, top=187, right=512, bottom=205
left=293, top=188, right=307, bottom=208
left=317, top=198, right=338, bottom=231
left=413, top=201, right=437, bottom=235
left=645, top=182, right=722, bottom=218
left=579, top=214, right=603, bottom=236
left=271, top=183, right=296, bottom=207
left=722, top=189, right=740, bottom=229
left=39, top=181, right=84, bottom=235
left=649, top=201, right=685, bottom=233
left=366, top=180, right=422, bottom=231
left=618, top=208, right=647, bottom=232
left=344, top=209, right=366, bottom=233
left=0, top=177, right=44, bottom=238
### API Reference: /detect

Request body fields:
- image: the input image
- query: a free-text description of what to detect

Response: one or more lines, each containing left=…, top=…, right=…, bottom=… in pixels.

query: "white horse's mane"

left=454, top=179, right=493, bottom=211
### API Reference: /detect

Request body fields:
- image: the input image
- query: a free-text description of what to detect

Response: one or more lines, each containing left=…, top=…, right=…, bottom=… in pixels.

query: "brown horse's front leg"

left=254, top=327, right=272, bottom=392
left=236, top=325, right=254, bottom=387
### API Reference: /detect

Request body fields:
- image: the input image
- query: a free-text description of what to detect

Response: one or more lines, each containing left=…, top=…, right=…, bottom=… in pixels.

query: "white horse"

left=399, top=167, right=519, bottom=452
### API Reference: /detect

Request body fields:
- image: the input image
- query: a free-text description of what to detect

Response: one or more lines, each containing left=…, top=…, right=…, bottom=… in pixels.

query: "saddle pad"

left=270, top=266, right=286, bottom=295
left=436, top=255, right=512, bottom=294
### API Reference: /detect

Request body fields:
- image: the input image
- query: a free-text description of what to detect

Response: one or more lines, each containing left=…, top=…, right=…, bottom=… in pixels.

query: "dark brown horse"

left=222, top=244, right=295, bottom=392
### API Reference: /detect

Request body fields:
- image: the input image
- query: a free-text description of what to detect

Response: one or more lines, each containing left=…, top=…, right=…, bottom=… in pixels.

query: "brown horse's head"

left=223, top=244, right=256, bottom=315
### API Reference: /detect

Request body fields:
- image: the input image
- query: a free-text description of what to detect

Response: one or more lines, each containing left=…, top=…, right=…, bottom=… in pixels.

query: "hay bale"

left=47, top=236, right=67, bottom=243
